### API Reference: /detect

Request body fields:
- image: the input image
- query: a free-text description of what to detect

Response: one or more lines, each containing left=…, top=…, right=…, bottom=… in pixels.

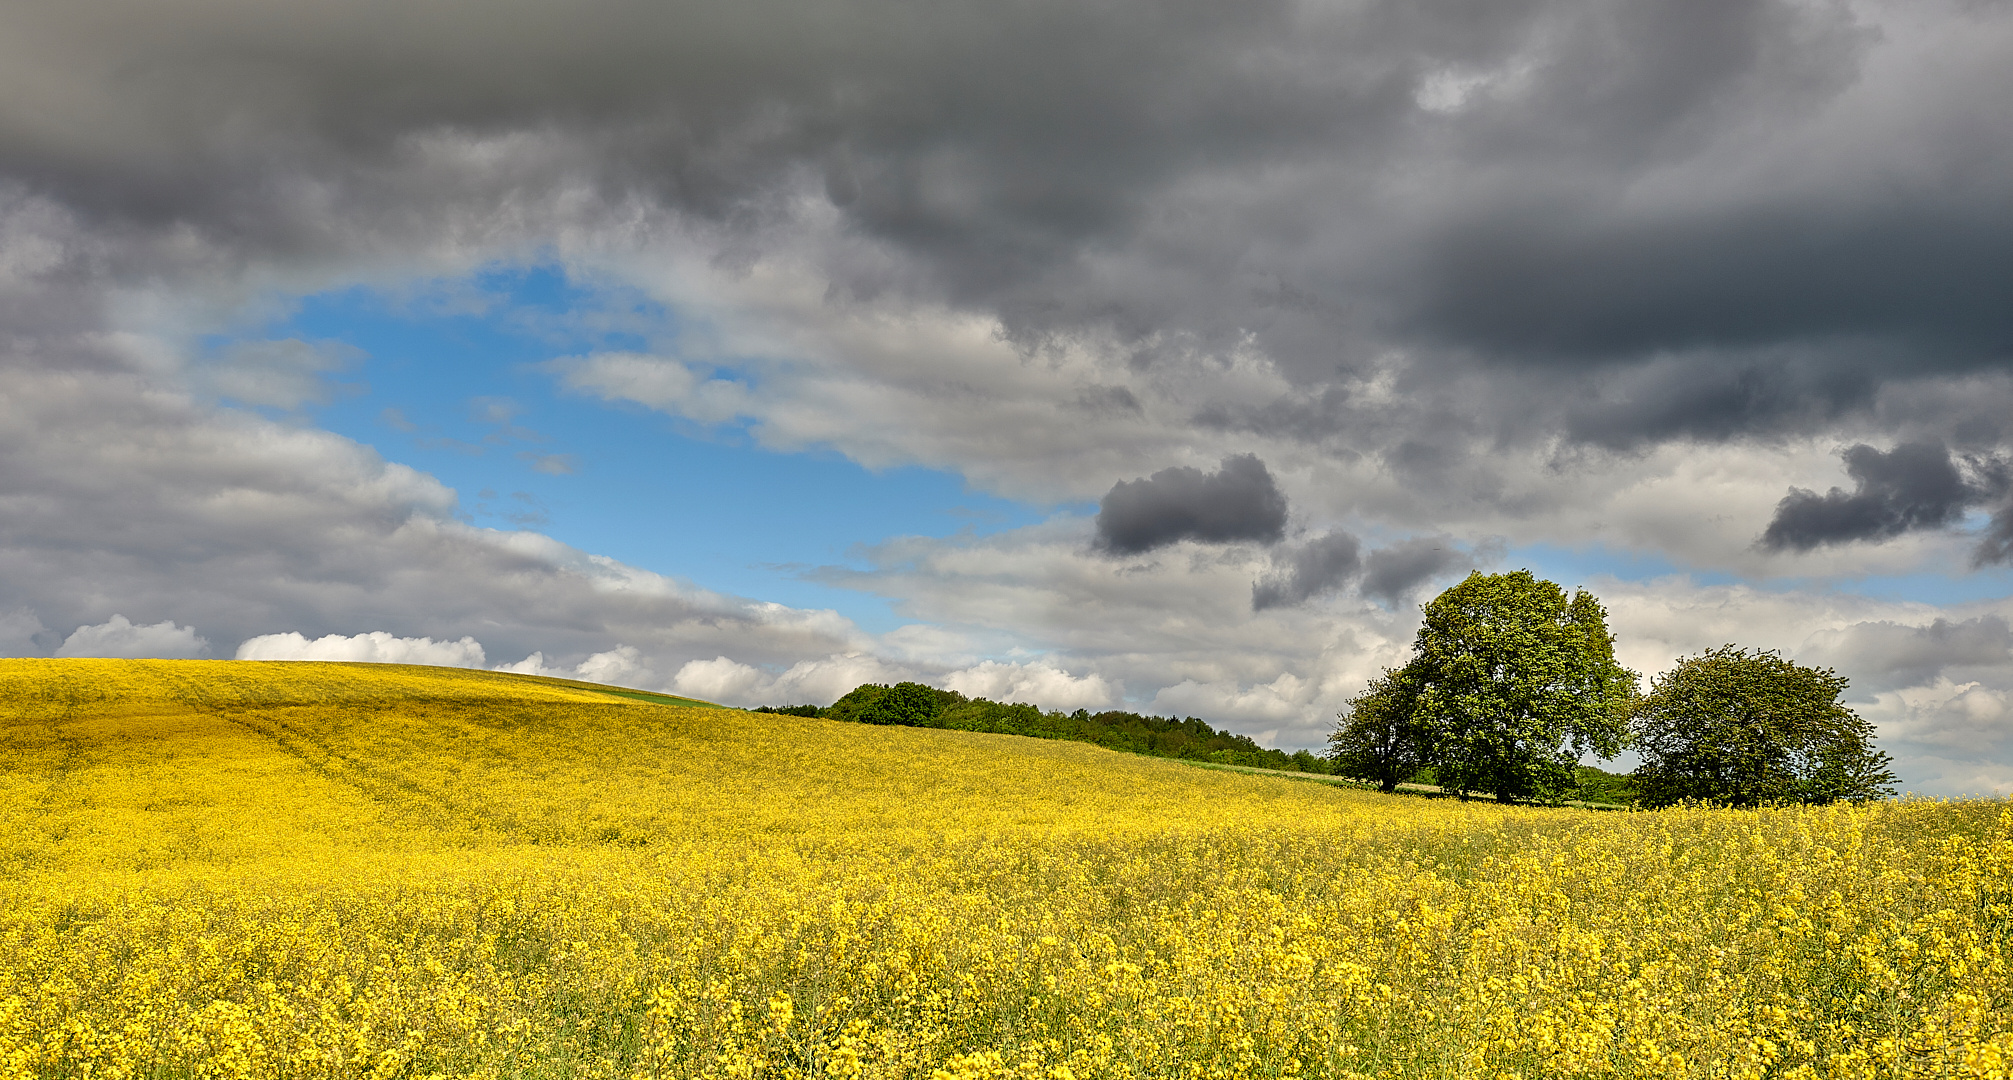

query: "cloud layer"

left=3, top=0, right=2005, bottom=469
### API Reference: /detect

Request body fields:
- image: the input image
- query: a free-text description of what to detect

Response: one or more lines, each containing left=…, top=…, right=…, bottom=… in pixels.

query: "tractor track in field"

left=2, top=681, right=95, bottom=871
left=157, top=671, right=519, bottom=840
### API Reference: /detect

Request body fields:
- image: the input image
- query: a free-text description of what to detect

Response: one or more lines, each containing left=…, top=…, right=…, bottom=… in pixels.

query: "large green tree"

left=1630, top=646, right=1897, bottom=807
left=1402, top=570, right=1636, bottom=802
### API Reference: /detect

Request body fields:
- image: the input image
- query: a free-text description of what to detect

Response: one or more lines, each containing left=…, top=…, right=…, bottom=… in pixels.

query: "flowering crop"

left=1, top=658, right=2008, bottom=1079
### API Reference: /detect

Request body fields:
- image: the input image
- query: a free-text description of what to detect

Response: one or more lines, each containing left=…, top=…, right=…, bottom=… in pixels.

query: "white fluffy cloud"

left=0, top=358, right=876, bottom=683
left=497, top=645, right=664, bottom=689
left=237, top=631, right=488, bottom=667
left=667, top=653, right=911, bottom=708
left=1150, top=673, right=1316, bottom=746
left=660, top=651, right=1121, bottom=714
left=1862, top=680, right=2013, bottom=797
left=56, top=615, right=208, bottom=659
left=942, top=660, right=1119, bottom=712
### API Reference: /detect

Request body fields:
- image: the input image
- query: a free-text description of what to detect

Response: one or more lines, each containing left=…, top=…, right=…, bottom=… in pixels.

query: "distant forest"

left=756, top=681, right=1636, bottom=803
left=756, top=682, right=1333, bottom=773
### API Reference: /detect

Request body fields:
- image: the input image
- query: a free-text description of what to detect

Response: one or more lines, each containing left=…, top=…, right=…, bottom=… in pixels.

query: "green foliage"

left=820, top=683, right=886, bottom=725
left=1328, top=668, right=1432, bottom=792
left=822, top=683, right=968, bottom=726
left=1570, top=764, right=1637, bottom=806
left=751, top=704, right=823, bottom=718
left=1358, top=570, right=1638, bottom=804
left=1630, top=646, right=1898, bottom=808
left=861, top=681, right=946, bottom=726
left=764, top=686, right=1334, bottom=773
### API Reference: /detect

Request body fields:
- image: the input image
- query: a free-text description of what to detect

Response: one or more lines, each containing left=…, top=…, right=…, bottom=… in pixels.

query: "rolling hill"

left=2, top=659, right=2008, bottom=1079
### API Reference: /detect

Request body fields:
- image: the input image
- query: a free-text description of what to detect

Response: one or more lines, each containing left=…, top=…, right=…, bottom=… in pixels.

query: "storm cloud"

left=55, top=616, right=209, bottom=660
left=1095, top=455, right=1289, bottom=555
left=1800, top=616, right=2013, bottom=692
left=1361, top=539, right=1471, bottom=608
left=0, top=0, right=2004, bottom=448
left=1760, top=442, right=1997, bottom=552
left=1252, top=532, right=1362, bottom=611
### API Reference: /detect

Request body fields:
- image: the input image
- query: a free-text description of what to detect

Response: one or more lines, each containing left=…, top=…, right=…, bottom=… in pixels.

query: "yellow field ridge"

left=1, top=659, right=2008, bottom=1079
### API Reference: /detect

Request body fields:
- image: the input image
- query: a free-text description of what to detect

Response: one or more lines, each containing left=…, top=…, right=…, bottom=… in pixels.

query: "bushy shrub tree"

left=752, top=704, right=824, bottom=717
left=804, top=683, right=1327, bottom=771
left=1631, top=646, right=1896, bottom=807
left=859, top=681, right=945, bottom=726
left=1329, top=668, right=1431, bottom=792
left=821, top=683, right=886, bottom=725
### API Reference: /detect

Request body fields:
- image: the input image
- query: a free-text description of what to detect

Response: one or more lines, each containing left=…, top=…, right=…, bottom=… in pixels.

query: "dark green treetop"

left=825, top=681, right=949, bottom=726
left=1630, top=646, right=1897, bottom=807
left=1328, top=667, right=1431, bottom=793
left=1405, top=570, right=1637, bottom=802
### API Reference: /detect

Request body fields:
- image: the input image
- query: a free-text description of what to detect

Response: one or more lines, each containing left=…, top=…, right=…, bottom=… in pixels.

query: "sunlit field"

left=2, top=659, right=2009, bottom=1079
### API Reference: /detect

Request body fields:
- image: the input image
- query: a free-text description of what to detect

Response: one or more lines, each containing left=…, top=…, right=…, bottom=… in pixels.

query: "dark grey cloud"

left=0, top=0, right=1346, bottom=273
left=1557, top=348, right=1884, bottom=450
left=1760, top=441, right=2000, bottom=552
left=1977, top=508, right=2013, bottom=568
left=0, top=0, right=2004, bottom=456
left=1410, top=205, right=2013, bottom=375
left=1802, top=616, right=2013, bottom=692
left=1252, top=531, right=1361, bottom=611
left=1361, top=538, right=1469, bottom=607
left=1095, top=454, right=1288, bottom=555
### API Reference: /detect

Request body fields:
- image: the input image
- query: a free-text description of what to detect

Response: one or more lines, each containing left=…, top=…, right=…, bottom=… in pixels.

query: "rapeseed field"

left=2, top=659, right=2009, bottom=1080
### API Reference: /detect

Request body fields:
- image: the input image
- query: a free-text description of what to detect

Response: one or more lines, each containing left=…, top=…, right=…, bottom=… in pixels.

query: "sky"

left=2, top=0, right=2011, bottom=795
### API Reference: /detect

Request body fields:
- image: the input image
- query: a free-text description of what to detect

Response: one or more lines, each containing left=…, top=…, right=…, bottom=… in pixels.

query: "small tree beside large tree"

left=1327, top=667, right=1430, bottom=793
left=1629, top=646, right=1897, bottom=807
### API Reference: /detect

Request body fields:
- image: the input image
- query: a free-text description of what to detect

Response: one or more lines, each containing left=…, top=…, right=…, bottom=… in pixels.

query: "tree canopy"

left=1332, top=570, right=1637, bottom=803
left=863, top=681, right=943, bottom=726
left=1630, top=646, right=1897, bottom=807
left=1409, top=571, right=1636, bottom=801
left=1328, top=668, right=1430, bottom=793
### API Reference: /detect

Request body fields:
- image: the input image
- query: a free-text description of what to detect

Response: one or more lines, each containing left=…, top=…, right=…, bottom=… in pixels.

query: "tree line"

left=756, top=684, right=1335, bottom=773
left=757, top=569, right=1898, bottom=809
